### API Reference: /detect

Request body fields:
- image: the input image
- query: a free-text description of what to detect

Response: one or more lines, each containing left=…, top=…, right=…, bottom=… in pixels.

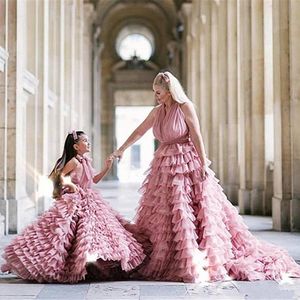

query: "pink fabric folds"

left=1, top=155, right=145, bottom=283
left=132, top=102, right=300, bottom=283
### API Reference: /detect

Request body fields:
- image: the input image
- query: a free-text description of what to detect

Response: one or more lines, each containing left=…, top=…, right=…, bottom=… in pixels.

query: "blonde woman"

left=112, top=71, right=300, bottom=283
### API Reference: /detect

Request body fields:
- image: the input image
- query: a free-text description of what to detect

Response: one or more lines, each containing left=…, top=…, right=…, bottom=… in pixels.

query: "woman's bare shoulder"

left=179, top=101, right=195, bottom=115
left=149, top=104, right=162, bottom=117
left=153, top=104, right=163, bottom=111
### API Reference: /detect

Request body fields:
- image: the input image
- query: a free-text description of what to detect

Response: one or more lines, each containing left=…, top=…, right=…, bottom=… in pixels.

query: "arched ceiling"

left=94, top=0, right=181, bottom=68
left=95, top=0, right=178, bottom=28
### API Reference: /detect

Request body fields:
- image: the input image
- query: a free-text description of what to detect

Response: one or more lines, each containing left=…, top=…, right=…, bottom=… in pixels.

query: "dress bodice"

left=153, top=102, right=189, bottom=144
left=70, top=155, right=94, bottom=190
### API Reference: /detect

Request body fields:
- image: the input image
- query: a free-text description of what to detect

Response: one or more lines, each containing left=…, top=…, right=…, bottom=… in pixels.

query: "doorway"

left=115, top=106, right=155, bottom=183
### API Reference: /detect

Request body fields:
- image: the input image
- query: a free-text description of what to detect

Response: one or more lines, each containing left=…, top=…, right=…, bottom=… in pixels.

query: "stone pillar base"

left=272, top=196, right=291, bottom=231
left=0, top=213, right=4, bottom=237
left=8, top=196, right=36, bottom=234
left=0, top=199, right=8, bottom=234
left=238, top=188, right=251, bottom=214
left=227, top=184, right=239, bottom=205
left=105, top=174, right=118, bottom=181
left=263, top=189, right=273, bottom=216
left=37, top=196, right=53, bottom=215
left=17, top=196, right=37, bottom=233
left=263, top=164, right=273, bottom=216
left=251, top=188, right=264, bottom=215
left=221, top=184, right=228, bottom=199
left=7, top=198, right=18, bottom=234
left=291, top=198, right=300, bottom=231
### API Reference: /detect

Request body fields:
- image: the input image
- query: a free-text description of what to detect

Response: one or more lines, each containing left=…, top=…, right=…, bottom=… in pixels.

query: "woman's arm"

left=112, top=106, right=159, bottom=160
left=180, top=102, right=207, bottom=167
left=93, top=156, right=113, bottom=184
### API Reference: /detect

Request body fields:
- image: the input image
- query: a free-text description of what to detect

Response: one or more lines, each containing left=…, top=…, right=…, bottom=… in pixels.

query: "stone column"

left=50, top=0, right=61, bottom=163
left=226, top=0, right=239, bottom=204
left=22, top=0, right=40, bottom=227
left=70, top=0, right=76, bottom=129
left=250, top=0, right=265, bottom=215
left=7, top=1, right=35, bottom=233
left=47, top=0, right=57, bottom=168
left=181, top=3, right=192, bottom=94
left=0, top=0, right=8, bottom=235
left=217, top=0, right=228, bottom=193
left=75, top=0, right=84, bottom=129
left=167, top=40, right=180, bottom=77
left=190, top=0, right=199, bottom=106
left=64, top=0, right=73, bottom=132
left=272, top=0, right=291, bottom=231
left=0, top=0, right=5, bottom=46
left=92, top=28, right=103, bottom=170
left=6, top=0, right=19, bottom=232
left=263, top=0, right=274, bottom=216
left=58, top=0, right=65, bottom=145
left=237, top=0, right=252, bottom=214
left=199, top=0, right=212, bottom=159
left=289, top=0, right=300, bottom=231
left=64, top=0, right=87, bottom=134
left=210, top=1, right=219, bottom=174
left=82, top=3, right=94, bottom=134
left=36, top=0, right=51, bottom=214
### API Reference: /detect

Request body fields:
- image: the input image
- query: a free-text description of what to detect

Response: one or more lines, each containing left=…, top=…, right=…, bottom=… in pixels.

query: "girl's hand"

left=105, top=155, right=114, bottom=169
left=65, top=183, right=78, bottom=193
left=112, top=149, right=124, bottom=162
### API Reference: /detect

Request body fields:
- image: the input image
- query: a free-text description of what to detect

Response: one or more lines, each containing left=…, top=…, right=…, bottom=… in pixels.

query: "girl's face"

left=74, top=134, right=90, bottom=155
left=153, top=85, right=171, bottom=104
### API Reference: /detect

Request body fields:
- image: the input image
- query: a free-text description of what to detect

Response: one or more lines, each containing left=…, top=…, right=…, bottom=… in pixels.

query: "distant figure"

left=1, top=130, right=145, bottom=283
left=111, top=71, right=300, bottom=282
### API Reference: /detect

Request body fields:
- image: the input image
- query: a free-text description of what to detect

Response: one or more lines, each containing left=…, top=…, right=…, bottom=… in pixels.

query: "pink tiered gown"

left=133, top=102, right=300, bottom=282
left=1, top=155, right=145, bottom=283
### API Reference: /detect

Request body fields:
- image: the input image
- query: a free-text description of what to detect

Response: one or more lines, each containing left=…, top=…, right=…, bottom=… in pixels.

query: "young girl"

left=1, top=130, right=145, bottom=283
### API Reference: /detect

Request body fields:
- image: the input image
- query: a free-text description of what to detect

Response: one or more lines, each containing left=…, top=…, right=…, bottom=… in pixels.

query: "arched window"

left=116, top=25, right=154, bottom=61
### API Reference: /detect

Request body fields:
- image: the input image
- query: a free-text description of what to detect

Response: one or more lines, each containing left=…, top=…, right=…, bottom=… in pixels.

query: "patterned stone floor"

left=0, top=181, right=300, bottom=300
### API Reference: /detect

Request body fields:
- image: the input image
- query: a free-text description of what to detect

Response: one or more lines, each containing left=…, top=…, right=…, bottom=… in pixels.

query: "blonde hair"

left=153, top=71, right=191, bottom=104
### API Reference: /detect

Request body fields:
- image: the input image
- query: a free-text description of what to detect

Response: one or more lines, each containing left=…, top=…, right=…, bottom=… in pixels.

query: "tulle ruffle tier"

left=133, top=141, right=300, bottom=282
left=1, top=188, right=145, bottom=283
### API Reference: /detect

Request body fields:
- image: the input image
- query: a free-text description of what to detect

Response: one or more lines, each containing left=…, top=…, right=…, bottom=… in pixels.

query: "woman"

left=112, top=71, right=300, bottom=282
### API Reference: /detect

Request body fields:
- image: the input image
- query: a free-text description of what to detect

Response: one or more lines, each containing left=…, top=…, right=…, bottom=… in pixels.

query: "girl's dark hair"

left=49, top=131, right=85, bottom=198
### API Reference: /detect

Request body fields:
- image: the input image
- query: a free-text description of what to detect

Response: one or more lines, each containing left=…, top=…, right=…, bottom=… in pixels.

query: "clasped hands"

left=110, top=148, right=124, bottom=162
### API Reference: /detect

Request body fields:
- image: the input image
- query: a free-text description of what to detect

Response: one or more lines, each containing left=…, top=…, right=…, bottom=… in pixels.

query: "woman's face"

left=153, top=85, right=171, bottom=104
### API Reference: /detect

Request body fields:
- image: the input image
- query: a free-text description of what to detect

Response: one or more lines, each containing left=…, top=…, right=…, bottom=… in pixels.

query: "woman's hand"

left=200, top=164, right=208, bottom=181
left=112, top=148, right=124, bottom=162
left=201, top=168, right=208, bottom=181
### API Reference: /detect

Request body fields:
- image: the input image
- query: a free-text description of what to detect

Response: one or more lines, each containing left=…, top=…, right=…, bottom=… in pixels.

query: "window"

left=116, top=25, right=154, bottom=61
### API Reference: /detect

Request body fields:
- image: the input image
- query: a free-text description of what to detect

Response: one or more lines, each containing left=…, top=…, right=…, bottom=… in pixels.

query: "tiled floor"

left=0, top=181, right=300, bottom=300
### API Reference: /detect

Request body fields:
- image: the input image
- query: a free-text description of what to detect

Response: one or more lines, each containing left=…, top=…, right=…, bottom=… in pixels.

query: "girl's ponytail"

left=49, top=131, right=84, bottom=198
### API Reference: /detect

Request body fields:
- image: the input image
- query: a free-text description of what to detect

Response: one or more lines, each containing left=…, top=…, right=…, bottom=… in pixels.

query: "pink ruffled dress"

left=133, top=102, right=300, bottom=282
left=1, top=155, right=145, bottom=283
